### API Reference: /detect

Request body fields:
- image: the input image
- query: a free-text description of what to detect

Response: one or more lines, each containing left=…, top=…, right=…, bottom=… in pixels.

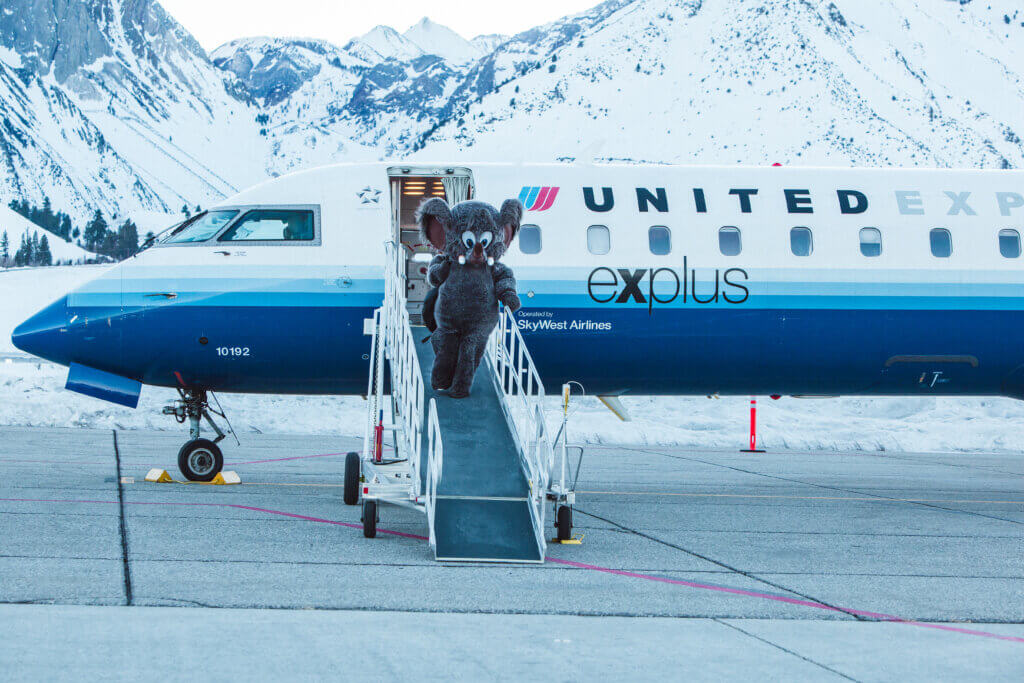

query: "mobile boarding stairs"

left=345, top=243, right=579, bottom=563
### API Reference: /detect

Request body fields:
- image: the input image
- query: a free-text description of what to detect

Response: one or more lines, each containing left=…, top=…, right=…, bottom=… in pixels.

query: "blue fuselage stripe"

left=52, top=280, right=1024, bottom=397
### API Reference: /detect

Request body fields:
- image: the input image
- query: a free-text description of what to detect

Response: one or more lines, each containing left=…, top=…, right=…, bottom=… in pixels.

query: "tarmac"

left=1, top=425, right=1022, bottom=680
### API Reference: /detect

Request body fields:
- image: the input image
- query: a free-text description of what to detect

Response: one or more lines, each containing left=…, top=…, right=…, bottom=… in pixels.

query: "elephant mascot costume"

left=417, top=197, right=523, bottom=398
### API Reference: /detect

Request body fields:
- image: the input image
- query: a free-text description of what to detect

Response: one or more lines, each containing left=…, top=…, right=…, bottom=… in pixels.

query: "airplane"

left=12, top=161, right=1024, bottom=481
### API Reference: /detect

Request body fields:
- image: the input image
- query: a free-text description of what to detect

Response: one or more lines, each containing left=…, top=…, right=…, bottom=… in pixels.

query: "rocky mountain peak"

left=402, top=17, right=483, bottom=65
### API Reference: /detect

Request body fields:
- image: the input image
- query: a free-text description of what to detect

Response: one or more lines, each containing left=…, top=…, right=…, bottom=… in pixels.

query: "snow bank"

left=3, top=360, right=1024, bottom=452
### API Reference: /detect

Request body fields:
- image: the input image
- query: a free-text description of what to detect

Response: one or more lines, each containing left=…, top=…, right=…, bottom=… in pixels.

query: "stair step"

left=433, top=498, right=542, bottom=563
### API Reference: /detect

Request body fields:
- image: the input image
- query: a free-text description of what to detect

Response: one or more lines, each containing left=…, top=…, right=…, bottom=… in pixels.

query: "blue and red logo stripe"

left=518, top=186, right=560, bottom=211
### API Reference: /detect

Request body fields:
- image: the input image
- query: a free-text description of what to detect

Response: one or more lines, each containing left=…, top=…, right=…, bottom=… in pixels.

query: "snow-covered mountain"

left=212, top=37, right=369, bottom=107
left=417, top=0, right=1024, bottom=167
left=344, top=18, right=489, bottom=66
left=2, top=0, right=1024, bottom=226
left=0, top=0, right=268, bottom=225
left=403, top=17, right=485, bottom=65
left=470, top=34, right=509, bottom=56
left=345, top=25, right=424, bottom=64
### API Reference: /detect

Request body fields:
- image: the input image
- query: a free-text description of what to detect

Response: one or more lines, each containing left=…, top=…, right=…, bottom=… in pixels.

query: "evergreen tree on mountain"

left=0, top=230, right=9, bottom=267
left=39, top=197, right=56, bottom=232
left=100, top=230, right=118, bottom=257
left=6, top=198, right=76, bottom=243
left=37, top=234, right=52, bottom=266
left=58, top=213, right=73, bottom=241
left=83, top=210, right=109, bottom=253
left=115, top=219, right=139, bottom=260
left=14, top=232, right=30, bottom=267
left=8, top=199, right=28, bottom=219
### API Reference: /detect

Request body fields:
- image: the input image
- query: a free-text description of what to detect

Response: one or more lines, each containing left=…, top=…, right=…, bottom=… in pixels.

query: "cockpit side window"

left=219, top=209, right=317, bottom=243
left=163, top=210, right=239, bottom=244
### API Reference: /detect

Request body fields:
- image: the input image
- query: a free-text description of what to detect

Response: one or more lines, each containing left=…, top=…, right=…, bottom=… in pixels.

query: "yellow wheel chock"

left=144, top=468, right=241, bottom=485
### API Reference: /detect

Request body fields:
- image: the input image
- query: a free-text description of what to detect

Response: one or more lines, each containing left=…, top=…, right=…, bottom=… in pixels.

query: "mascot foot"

left=446, top=388, right=470, bottom=399
left=431, top=378, right=452, bottom=391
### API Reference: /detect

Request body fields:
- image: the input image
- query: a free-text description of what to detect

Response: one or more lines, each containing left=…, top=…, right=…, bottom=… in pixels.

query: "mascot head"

left=417, top=198, right=522, bottom=266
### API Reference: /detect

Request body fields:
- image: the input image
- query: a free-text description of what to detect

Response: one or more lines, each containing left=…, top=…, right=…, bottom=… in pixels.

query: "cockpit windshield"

left=163, top=210, right=239, bottom=244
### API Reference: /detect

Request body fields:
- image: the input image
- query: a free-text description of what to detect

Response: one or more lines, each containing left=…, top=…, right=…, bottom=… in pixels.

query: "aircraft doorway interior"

left=389, top=168, right=474, bottom=324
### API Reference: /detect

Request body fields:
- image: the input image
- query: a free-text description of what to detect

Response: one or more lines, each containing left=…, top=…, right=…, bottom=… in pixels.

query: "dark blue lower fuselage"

left=13, top=294, right=1024, bottom=399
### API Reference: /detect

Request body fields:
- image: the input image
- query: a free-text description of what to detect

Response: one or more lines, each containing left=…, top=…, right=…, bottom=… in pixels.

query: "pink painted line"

left=0, top=498, right=223, bottom=508
left=4, top=496, right=1022, bottom=644
left=546, top=558, right=1024, bottom=644
left=229, top=504, right=428, bottom=541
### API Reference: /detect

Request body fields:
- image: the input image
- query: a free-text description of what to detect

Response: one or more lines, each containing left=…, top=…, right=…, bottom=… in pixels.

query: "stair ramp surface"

left=413, top=327, right=543, bottom=563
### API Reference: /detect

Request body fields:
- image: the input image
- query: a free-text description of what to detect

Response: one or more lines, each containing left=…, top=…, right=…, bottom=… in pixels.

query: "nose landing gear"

left=178, top=438, right=223, bottom=482
left=163, top=388, right=236, bottom=481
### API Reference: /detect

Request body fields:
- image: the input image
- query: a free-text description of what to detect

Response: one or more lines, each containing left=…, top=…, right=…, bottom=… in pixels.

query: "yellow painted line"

left=241, top=482, right=346, bottom=488
left=135, top=480, right=345, bottom=488
left=575, top=491, right=1024, bottom=505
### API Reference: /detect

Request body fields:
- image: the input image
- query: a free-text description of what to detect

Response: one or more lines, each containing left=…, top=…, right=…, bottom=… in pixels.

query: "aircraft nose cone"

left=12, top=296, right=71, bottom=364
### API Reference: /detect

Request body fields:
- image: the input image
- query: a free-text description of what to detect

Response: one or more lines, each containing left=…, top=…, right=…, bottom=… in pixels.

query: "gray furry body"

left=417, top=198, right=522, bottom=398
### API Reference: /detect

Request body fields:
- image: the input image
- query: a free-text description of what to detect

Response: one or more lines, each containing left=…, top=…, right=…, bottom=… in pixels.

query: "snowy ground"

left=3, top=266, right=1024, bottom=452
left=4, top=358, right=1024, bottom=453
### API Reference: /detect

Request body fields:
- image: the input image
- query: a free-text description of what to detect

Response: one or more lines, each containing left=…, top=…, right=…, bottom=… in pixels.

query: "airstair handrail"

left=425, top=398, right=443, bottom=549
left=486, top=304, right=554, bottom=555
left=363, top=242, right=428, bottom=498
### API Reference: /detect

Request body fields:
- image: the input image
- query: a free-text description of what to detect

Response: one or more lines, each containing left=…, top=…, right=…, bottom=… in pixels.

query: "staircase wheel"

left=556, top=505, right=572, bottom=542
left=344, top=452, right=360, bottom=506
left=362, top=500, right=377, bottom=538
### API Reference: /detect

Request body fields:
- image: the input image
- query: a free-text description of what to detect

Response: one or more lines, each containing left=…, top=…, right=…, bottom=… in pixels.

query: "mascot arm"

left=492, top=263, right=521, bottom=313
left=427, top=254, right=451, bottom=287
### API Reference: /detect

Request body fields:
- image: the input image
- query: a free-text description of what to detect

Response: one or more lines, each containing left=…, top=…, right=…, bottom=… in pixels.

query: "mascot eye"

left=479, top=231, right=494, bottom=248
left=461, top=231, right=476, bottom=249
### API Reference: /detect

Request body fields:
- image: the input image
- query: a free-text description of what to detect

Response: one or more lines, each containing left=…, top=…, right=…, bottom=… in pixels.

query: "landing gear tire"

left=362, top=500, right=377, bottom=538
left=555, top=505, right=573, bottom=542
left=177, top=438, right=223, bottom=482
left=344, top=452, right=360, bottom=506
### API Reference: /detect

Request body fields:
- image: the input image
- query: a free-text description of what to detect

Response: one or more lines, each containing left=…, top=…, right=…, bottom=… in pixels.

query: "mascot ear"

left=417, top=198, right=452, bottom=251
left=499, top=199, right=523, bottom=245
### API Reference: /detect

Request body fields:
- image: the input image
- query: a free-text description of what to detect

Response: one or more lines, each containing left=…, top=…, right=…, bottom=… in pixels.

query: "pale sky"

left=159, top=0, right=600, bottom=51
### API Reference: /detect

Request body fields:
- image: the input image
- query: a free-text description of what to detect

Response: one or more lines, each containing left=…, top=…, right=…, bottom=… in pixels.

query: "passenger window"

left=719, top=227, right=741, bottom=256
left=790, top=227, right=813, bottom=257
left=163, top=210, right=239, bottom=244
left=648, top=226, right=671, bottom=255
left=519, top=224, right=542, bottom=254
left=587, top=225, right=610, bottom=255
left=999, top=229, right=1021, bottom=258
left=859, top=228, right=882, bottom=257
left=219, top=209, right=316, bottom=242
left=929, top=228, right=952, bottom=258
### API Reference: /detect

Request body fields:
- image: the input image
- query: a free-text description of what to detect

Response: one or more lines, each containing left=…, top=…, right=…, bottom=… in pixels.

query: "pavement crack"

left=714, top=618, right=861, bottom=681
left=574, top=507, right=867, bottom=621
left=638, top=448, right=1024, bottom=527
left=112, top=430, right=133, bottom=606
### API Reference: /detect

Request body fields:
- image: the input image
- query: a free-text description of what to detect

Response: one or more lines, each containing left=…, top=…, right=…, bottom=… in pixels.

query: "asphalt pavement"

left=1, top=426, right=1022, bottom=680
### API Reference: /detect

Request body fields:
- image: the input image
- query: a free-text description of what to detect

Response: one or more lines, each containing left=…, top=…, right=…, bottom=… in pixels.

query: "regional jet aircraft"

left=13, top=162, right=1024, bottom=480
